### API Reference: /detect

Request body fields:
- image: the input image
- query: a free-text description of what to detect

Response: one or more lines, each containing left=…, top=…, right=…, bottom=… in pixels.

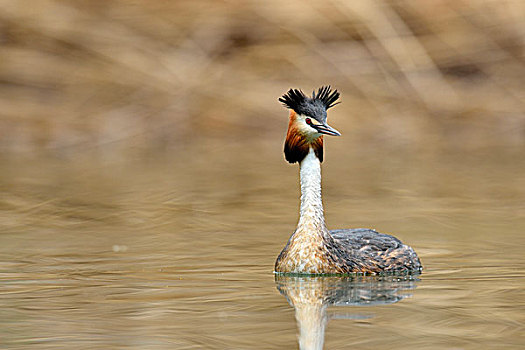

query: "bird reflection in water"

left=275, top=274, right=419, bottom=350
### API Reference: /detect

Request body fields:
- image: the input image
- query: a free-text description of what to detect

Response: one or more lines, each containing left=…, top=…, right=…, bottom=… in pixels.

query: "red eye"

left=305, top=118, right=312, bottom=125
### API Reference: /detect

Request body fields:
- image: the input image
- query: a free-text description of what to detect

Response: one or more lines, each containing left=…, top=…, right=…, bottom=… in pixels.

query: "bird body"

left=275, top=87, right=422, bottom=275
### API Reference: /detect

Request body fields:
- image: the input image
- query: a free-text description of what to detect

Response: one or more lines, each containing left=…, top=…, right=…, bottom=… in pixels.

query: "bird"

left=274, top=86, right=422, bottom=275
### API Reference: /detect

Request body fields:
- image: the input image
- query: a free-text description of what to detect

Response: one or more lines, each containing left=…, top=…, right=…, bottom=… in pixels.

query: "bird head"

left=279, top=86, right=341, bottom=164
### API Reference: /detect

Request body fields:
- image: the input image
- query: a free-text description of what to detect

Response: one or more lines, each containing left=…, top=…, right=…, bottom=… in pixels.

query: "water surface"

left=1, top=142, right=524, bottom=349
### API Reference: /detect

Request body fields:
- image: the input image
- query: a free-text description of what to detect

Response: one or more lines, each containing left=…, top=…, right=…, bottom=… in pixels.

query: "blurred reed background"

left=0, top=0, right=524, bottom=156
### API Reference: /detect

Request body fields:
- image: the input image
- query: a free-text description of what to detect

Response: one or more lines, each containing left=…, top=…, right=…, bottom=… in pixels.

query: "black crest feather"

left=312, top=86, right=340, bottom=110
left=279, top=88, right=307, bottom=112
left=279, top=86, right=340, bottom=114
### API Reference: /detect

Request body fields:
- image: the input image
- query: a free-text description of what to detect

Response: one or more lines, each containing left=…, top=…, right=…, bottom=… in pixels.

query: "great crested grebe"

left=275, top=86, right=422, bottom=275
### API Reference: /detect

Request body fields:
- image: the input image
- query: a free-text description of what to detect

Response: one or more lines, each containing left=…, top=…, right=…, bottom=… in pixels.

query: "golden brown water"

left=1, top=141, right=524, bottom=349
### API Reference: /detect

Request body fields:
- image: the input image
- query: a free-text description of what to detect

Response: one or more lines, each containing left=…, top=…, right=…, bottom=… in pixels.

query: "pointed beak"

left=315, top=123, right=341, bottom=136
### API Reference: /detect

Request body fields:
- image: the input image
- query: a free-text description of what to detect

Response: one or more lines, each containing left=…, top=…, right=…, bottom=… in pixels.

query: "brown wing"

left=330, top=228, right=422, bottom=273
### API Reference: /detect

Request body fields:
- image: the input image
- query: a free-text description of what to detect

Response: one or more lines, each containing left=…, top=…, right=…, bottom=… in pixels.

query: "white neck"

left=297, top=148, right=326, bottom=230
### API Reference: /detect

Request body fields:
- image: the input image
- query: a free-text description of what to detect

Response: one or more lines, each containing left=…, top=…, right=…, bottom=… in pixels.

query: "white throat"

left=297, top=148, right=326, bottom=230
